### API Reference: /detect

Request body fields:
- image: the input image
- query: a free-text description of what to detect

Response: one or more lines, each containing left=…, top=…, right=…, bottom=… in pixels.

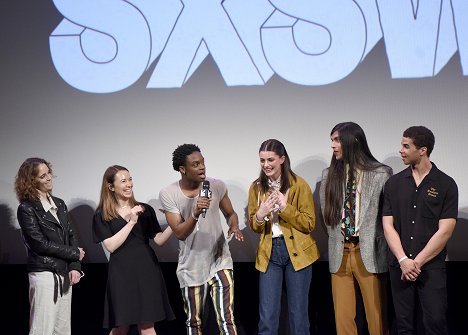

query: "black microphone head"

left=202, top=180, right=210, bottom=190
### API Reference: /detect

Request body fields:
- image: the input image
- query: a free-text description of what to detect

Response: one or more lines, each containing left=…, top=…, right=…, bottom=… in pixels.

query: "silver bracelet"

left=191, top=212, right=199, bottom=221
left=255, top=214, right=265, bottom=224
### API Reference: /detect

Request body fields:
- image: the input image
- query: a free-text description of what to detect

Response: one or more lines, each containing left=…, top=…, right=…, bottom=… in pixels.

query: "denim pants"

left=258, top=237, right=312, bottom=335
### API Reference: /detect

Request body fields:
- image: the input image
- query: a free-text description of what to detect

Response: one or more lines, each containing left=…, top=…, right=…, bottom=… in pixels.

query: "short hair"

left=403, top=126, right=435, bottom=156
left=172, top=144, right=201, bottom=171
left=15, top=157, right=53, bottom=202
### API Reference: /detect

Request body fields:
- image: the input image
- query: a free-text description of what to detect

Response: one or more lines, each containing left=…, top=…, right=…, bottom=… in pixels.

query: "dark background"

left=1, top=261, right=467, bottom=335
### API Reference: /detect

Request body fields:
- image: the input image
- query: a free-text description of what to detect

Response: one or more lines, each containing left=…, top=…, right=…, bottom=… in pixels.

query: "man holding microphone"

left=159, top=143, right=243, bottom=335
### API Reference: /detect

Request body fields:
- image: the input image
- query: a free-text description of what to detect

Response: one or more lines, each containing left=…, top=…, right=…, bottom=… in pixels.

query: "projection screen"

left=1, top=0, right=467, bottom=263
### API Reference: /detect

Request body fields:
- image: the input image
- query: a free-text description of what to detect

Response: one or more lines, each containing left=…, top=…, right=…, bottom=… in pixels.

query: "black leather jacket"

left=17, top=196, right=81, bottom=276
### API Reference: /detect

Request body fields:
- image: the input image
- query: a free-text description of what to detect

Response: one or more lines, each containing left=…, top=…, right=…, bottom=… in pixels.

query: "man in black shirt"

left=382, top=126, right=458, bottom=335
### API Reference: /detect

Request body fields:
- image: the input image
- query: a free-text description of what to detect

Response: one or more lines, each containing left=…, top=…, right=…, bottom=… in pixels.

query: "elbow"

left=102, top=242, right=116, bottom=254
left=171, top=228, right=187, bottom=241
left=174, top=232, right=187, bottom=241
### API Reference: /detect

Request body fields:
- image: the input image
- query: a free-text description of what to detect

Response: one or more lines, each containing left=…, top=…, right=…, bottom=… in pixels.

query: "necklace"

left=120, top=205, right=128, bottom=209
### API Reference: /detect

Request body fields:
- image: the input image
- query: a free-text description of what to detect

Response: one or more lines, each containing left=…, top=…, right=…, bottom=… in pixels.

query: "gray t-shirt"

left=159, top=177, right=233, bottom=288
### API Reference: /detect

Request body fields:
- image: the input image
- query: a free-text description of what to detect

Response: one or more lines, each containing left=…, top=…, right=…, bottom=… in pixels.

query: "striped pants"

left=182, top=269, right=237, bottom=335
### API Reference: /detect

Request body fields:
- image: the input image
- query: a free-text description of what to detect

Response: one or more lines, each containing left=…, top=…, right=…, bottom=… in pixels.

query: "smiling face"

left=110, top=170, right=133, bottom=201
left=35, top=163, right=53, bottom=197
left=259, top=150, right=285, bottom=181
left=180, top=151, right=206, bottom=183
left=330, top=131, right=343, bottom=160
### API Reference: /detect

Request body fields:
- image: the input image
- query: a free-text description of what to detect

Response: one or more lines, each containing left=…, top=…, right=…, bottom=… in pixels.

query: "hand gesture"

left=257, top=192, right=278, bottom=219
left=228, top=224, right=244, bottom=242
left=128, top=205, right=144, bottom=224
left=275, top=189, right=289, bottom=212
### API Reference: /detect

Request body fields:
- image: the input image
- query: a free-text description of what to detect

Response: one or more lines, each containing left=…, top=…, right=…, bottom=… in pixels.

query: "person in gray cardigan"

left=320, top=122, right=392, bottom=335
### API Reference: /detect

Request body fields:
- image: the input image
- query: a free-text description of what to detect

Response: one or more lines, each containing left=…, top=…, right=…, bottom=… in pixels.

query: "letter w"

left=377, top=0, right=457, bottom=78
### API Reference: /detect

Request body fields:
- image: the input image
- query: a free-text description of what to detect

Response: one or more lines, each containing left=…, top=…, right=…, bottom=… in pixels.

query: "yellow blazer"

left=248, top=175, right=320, bottom=272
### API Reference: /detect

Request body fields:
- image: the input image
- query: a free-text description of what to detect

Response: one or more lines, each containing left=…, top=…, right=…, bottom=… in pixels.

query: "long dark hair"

left=323, top=122, right=382, bottom=226
left=255, top=139, right=296, bottom=194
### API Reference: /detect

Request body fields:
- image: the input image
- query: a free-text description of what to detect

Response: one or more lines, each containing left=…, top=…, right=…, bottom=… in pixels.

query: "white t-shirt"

left=159, top=177, right=233, bottom=288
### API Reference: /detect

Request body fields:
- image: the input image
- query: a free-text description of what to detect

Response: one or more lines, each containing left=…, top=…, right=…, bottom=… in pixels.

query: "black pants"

left=389, top=266, right=448, bottom=335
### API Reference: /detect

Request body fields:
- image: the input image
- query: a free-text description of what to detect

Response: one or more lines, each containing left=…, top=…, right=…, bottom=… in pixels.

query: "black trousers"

left=389, top=266, right=448, bottom=335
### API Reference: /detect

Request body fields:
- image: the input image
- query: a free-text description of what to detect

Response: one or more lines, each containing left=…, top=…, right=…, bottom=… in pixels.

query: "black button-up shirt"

left=383, top=163, right=458, bottom=269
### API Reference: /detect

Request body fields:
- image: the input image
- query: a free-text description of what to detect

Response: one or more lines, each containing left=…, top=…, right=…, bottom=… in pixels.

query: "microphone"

left=199, top=180, right=211, bottom=218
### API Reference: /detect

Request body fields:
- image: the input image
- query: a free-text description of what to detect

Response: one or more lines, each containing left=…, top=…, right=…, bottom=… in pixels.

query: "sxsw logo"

left=49, top=0, right=468, bottom=93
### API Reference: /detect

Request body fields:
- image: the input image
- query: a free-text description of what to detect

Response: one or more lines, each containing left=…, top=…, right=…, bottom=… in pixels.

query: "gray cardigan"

left=320, top=165, right=392, bottom=274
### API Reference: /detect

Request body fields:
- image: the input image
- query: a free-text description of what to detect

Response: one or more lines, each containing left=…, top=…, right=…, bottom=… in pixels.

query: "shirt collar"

left=403, top=162, right=439, bottom=180
left=40, top=194, right=58, bottom=213
left=268, top=175, right=281, bottom=190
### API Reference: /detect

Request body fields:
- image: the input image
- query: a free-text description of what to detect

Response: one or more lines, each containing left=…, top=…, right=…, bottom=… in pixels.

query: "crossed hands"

left=256, top=189, right=289, bottom=220
left=400, top=258, right=421, bottom=282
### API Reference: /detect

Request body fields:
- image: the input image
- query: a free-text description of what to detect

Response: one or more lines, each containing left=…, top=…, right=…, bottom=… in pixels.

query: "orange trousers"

left=331, top=242, right=388, bottom=335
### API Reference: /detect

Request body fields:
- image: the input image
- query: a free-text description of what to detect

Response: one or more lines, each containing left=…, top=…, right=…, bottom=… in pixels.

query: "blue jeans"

left=258, top=237, right=312, bottom=335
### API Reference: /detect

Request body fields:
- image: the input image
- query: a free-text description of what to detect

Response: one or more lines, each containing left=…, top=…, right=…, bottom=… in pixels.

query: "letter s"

left=50, top=0, right=151, bottom=93
left=262, top=0, right=366, bottom=85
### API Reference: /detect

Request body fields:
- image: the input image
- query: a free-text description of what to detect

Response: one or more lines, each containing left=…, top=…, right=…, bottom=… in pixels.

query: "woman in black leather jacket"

left=15, top=157, right=85, bottom=335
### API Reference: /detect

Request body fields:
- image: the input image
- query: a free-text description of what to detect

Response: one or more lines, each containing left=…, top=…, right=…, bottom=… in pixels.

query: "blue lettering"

left=48, top=1, right=466, bottom=92
left=262, top=0, right=367, bottom=85
left=148, top=0, right=265, bottom=88
left=376, top=0, right=457, bottom=77
left=451, top=0, right=468, bottom=75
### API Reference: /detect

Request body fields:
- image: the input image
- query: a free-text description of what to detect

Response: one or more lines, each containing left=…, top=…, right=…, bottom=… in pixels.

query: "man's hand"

left=400, top=258, right=421, bottom=281
left=228, top=224, right=244, bottom=241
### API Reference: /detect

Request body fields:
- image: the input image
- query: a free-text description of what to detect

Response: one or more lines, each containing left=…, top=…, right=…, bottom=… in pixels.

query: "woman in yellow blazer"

left=248, top=139, right=319, bottom=335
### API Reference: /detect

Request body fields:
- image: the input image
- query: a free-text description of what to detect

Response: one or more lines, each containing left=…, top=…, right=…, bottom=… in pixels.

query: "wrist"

left=191, top=211, right=199, bottom=221
left=255, top=213, right=265, bottom=224
left=398, top=255, right=408, bottom=263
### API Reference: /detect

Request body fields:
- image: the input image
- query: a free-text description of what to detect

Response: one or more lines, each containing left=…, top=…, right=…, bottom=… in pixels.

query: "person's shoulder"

left=207, top=177, right=225, bottom=188
left=93, top=209, right=104, bottom=221
left=291, top=174, right=312, bottom=190
left=140, top=202, right=156, bottom=212
left=18, top=200, right=34, bottom=212
left=374, top=164, right=392, bottom=174
left=250, top=178, right=260, bottom=187
left=320, top=167, right=330, bottom=179
left=432, top=164, right=455, bottom=180
left=50, top=195, right=66, bottom=207
left=389, top=166, right=409, bottom=179
left=159, top=181, right=179, bottom=195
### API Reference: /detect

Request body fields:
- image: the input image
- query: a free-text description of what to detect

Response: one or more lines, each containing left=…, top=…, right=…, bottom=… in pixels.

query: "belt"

left=273, top=235, right=284, bottom=239
left=345, top=236, right=359, bottom=243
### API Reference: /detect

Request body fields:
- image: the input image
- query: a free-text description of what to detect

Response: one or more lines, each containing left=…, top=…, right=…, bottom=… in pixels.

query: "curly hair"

left=15, top=158, right=53, bottom=202
left=172, top=144, right=201, bottom=171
